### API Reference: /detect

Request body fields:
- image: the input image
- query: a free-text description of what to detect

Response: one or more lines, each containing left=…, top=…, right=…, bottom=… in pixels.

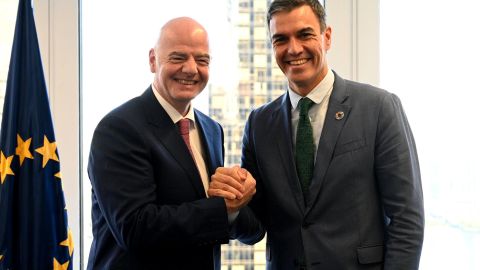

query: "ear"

left=149, top=48, right=156, bottom=73
left=324, top=26, right=332, bottom=50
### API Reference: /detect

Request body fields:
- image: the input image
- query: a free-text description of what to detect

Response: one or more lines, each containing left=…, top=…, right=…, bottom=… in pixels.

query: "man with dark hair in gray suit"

left=209, top=1, right=424, bottom=269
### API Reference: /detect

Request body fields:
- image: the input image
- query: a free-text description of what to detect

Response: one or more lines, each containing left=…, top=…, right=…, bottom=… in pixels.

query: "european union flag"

left=0, top=0, right=74, bottom=269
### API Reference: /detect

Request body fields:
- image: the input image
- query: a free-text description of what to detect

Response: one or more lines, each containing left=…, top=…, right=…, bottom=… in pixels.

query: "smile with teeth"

left=175, top=79, right=197, bottom=85
left=288, top=59, right=309, bottom=65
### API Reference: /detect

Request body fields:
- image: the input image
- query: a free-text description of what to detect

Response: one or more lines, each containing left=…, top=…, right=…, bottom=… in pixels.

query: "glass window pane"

left=380, top=1, right=480, bottom=269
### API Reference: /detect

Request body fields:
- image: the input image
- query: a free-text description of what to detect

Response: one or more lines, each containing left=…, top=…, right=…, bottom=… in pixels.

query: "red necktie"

left=177, top=118, right=195, bottom=160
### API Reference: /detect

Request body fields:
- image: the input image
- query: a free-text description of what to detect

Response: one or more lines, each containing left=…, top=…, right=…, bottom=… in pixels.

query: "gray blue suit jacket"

left=87, top=87, right=263, bottom=270
left=242, top=72, right=424, bottom=270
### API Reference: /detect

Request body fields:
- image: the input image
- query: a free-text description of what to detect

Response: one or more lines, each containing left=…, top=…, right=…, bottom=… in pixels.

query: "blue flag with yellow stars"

left=0, top=0, right=74, bottom=269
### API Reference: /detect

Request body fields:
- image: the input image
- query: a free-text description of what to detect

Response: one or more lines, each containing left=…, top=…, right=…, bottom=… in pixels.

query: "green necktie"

left=295, top=97, right=315, bottom=198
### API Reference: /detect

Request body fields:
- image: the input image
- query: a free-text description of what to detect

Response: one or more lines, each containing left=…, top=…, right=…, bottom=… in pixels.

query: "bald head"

left=155, top=17, right=209, bottom=51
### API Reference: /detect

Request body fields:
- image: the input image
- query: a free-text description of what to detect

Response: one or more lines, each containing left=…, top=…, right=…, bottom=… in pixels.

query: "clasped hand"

left=208, top=166, right=256, bottom=214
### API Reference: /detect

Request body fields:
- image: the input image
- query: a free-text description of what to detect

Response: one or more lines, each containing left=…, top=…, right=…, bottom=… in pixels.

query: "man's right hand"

left=208, top=166, right=256, bottom=213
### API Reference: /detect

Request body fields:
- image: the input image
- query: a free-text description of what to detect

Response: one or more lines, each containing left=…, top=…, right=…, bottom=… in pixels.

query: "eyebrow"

left=271, top=26, right=316, bottom=40
left=169, top=51, right=210, bottom=60
left=169, top=51, right=187, bottom=58
left=298, top=27, right=315, bottom=34
left=195, top=53, right=211, bottom=60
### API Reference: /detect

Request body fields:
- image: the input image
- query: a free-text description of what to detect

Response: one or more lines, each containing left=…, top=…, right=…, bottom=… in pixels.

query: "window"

left=380, top=1, right=480, bottom=269
left=238, top=40, right=250, bottom=53
left=253, top=12, right=265, bottom=26
left=254, top=40, right=267, bottom=53
left=239, top=0, right=250, bottom=12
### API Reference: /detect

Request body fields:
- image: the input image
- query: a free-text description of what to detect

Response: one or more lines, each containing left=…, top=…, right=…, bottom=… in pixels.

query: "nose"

left=182, top=58, right=198, bottom=75
left=287, top=38, right=303, bottom=55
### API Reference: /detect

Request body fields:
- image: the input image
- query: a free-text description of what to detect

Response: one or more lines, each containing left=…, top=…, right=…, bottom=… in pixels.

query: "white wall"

left=326, top=0, right=379, bottom=86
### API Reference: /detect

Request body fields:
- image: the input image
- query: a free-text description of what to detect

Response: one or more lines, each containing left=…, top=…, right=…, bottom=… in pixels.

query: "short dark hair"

left=267, top=0, right=326, bottom=32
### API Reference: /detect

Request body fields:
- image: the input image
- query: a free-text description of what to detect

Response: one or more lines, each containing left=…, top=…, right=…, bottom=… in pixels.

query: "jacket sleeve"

left=88, top=114, right=230, bottom=251
left=228, top=206, right=265, bottom=245
left=232, top=110, right=267, bottom=245
left=374, top=93, right=424, bottom=269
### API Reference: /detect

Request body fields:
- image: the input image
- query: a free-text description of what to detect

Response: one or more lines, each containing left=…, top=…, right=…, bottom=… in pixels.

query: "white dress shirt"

left=289, top=69, right=335, bottom=162
left=151, top=85, right=210, bottom=196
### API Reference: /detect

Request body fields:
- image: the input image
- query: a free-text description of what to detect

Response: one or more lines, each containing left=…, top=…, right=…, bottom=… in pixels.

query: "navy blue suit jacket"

left=243, top=72, right=424, bottom=270
left=87, top=87, right=263, bottom=270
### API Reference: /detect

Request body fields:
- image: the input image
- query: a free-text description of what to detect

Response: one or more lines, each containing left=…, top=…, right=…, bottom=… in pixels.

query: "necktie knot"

left=298, top=97, right=314, bottom=116
left=178, top=118, right=190, bottom=136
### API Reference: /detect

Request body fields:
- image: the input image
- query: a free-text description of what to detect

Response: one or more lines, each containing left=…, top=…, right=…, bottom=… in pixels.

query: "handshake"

left=207, top=166, right=256, bottom=214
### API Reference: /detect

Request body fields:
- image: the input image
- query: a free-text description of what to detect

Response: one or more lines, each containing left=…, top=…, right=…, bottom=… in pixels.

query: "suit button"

left=302, top=221, right=312, bottom=228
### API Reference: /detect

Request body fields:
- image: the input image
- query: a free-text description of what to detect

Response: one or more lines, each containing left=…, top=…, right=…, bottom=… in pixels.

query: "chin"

left=287, top=74, right=311, bottom=85
left=176, top=92, right=201, bottom=101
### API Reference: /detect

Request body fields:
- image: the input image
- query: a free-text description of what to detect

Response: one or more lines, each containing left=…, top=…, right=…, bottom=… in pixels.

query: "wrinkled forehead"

left=159, top=32, right=209, bottom=56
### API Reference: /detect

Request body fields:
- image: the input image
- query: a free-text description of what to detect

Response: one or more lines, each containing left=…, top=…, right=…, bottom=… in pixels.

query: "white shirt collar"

left=289, top=69, right=335, bottom=110
left=151, top=84, right=195, bottom=124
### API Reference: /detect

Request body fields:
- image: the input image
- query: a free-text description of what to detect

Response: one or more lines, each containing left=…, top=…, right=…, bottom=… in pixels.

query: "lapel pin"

left=335, top=111, right=344, bottom=120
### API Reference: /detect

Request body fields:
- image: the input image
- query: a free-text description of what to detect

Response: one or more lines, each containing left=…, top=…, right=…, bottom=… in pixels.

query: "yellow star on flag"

left=60, top=229, right=74, bottom=257
left=53, top=258, right=69, bottom=270
left=35, top=135, right=59, bottom=168
left=0, top=151, right=15, bottom=184
left=16, top=134, right=34, bottom=166
left=55, top=171, right=62, bottom=179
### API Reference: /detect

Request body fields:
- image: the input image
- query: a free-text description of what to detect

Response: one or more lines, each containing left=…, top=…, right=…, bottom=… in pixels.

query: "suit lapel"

left=141, top=88, right=206, bottom=198
left=305, top=73, right=351, bottom=211
left=194, top=110, right=223, bottom=175
left=274, top=94, right=306, bottom=212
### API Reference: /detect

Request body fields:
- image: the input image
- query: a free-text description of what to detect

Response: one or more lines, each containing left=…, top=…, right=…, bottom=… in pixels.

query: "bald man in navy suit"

left=87, top=17, right=264, bottom=270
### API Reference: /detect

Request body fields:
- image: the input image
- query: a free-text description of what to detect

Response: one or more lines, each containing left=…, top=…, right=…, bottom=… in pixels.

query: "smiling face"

left=269, top=5, right=331, bottom=96
left=149, top=17, right=210, bottom=115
